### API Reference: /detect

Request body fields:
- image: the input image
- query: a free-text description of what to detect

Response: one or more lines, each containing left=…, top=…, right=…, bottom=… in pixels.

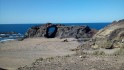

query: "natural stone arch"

left=45, top=25, right=58, bottom=38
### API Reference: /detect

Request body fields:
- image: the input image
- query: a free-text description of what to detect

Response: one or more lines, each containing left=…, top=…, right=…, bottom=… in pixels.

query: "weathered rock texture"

left=92, top=20, right=124, bottom=48
left=90, top=19, right=124, bottom=49
left=25, top=23, right=97, bottom=39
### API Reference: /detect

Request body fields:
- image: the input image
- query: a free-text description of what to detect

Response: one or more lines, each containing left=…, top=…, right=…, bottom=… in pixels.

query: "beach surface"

left=0, top=38, right=80, bottom=70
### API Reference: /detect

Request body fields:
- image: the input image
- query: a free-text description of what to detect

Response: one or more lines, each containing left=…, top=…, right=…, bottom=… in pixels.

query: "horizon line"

left=0, top=22, right=111, bottom=24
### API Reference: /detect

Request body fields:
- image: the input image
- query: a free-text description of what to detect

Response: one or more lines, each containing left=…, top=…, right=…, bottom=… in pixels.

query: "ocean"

left=0, top=23, right=110, bottom=42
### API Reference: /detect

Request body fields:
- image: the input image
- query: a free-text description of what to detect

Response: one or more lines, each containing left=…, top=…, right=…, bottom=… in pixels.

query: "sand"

left=0, top=38, right=80, bottom=70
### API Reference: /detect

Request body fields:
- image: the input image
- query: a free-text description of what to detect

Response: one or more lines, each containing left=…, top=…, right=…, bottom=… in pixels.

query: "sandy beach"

left=0, top=38, right=80, bottom=70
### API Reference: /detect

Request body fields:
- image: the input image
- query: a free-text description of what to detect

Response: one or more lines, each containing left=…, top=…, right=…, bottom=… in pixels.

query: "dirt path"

left=0, top=38, right=80, bottom=70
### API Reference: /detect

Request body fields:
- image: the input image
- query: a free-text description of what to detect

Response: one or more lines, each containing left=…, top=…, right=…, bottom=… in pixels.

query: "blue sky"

left=0, top=0, right=124, bottom=24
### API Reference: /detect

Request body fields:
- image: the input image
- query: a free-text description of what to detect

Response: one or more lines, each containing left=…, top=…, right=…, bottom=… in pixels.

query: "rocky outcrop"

left=0, top=32, right=18, bottom=34
left=82, top=19, right=124, bottom=49
left=25, top=23, right=64, bottom=38
left=91, top=19, right=124, bottom=48
left=25, top=23, right=97, bottom=39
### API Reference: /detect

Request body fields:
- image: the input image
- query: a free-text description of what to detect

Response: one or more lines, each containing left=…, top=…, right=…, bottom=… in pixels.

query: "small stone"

left=79, top=56, right=82, bottom=58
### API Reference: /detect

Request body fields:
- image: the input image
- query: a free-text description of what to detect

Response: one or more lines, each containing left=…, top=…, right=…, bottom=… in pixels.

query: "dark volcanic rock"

left=25, top=23, right=97, bottom=39
left=25, top=23, right=64, bottom=38
left=56, top=26, right=92, bottom=39
left=0, top=32, right=18, bottom=34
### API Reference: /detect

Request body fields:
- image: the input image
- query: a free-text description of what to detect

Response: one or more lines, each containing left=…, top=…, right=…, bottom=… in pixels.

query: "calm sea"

left=0, top=23, right=110, bottom=34
left=0, top=23, right=110, bottom=42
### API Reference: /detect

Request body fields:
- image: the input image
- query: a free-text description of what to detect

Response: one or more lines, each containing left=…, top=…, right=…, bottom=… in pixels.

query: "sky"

left=0, top=0, right=124, bottom=24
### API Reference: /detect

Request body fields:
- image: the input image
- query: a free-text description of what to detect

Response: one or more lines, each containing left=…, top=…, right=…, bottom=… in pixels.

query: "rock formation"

left=91, top=19, right=124, bottom=48
left=78, top=19, right=124, bottom=49
left=25, top=23, right=97, bottom=39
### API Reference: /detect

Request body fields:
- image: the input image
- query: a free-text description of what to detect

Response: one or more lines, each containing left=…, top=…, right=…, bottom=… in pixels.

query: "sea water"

left=0, top=23, right=110, bottom=42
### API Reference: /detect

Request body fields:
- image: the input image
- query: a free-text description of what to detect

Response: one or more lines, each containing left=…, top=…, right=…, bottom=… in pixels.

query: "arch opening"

left=45, top=25, right=58, bottom=38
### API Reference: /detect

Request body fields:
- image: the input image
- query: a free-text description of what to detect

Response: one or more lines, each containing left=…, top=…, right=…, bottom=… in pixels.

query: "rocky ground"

left=1, top=38, right=124, bottom=70
left=18, top=54, right=124, bottom=70
left=0, top=38, right=80, bottom=70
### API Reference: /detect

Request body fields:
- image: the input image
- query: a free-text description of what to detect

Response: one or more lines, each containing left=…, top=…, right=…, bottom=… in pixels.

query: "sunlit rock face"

left=91, top=19, right=124, bottom=48
left=25, top=23, right=97, bottom=39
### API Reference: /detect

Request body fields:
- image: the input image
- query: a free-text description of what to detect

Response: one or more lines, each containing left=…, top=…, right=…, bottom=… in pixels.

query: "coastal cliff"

left=25, top=23, right=97, bottom=39
left=78, top=19, right=124, bottom=50
left=91, top=19, right=124, bottom=49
